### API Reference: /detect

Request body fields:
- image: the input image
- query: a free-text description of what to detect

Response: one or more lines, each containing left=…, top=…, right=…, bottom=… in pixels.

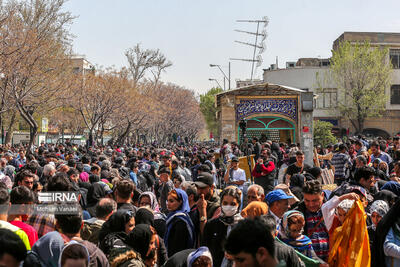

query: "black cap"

left=231, top=157, right=239, bottom=163
left=194, top=172, right=214, bottom=188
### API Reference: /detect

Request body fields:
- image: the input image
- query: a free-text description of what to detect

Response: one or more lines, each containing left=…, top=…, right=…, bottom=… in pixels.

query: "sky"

left=64, top=0, right=400, bottom=94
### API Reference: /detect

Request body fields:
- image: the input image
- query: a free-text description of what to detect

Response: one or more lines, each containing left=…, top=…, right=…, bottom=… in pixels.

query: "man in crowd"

left=252, top=149, right=276, bottom=194
left=265, top=189, right=293, bottom=225
left=114, top=179, right=137, bottom=214
left=223, top=157, right=246, bottom=191
left=158, top=166, right=174, bottom=214
left=370, top=141, right=392, bottom=165
left=246, top=184, right=265, bottom=204
left=194, top=172, right=220, bottom=219
left=285, top=151, right=311, bottom=185
left=331, top=144, right=352, bottom=185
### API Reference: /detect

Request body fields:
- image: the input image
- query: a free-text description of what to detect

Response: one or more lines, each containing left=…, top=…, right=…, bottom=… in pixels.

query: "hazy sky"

left=65, top=0, right=400, bottom=94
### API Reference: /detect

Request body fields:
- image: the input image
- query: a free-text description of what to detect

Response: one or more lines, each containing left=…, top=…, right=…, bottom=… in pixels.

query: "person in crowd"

left=202, top=186, right=242, bottom=266
left=138, top=191, right=167, bottom=237
left=331, top=144, right=352, bottom=185
left=194, top=172, right=220, bottom=219
left=371, top=141, right=393, bottom=165
left=98, top=209, right=135, bottom=257
left=252, top=149, right=276, bottom=194
left=114, top=179, right=137, bottom=214
left=285, top=151, right=311, bottom=185
left=295, top=180, right=329, bottom=262
left=164, top=188, right=195, bottom=257
left=86, top=181, right=108, bottom=217
left=0, top=228, right=27, bottom=267
left=240, top=200, right=268, bottom=219
left=224, top=218, right=279, bottom=267
left=277, top=210, right=322, bottom=262
left=265, top=189, right=293, bottom=225
left=368, top=200, right=390, bottom=261
left=246, top=184, right=265, bottom=204
left=8, top=185, right=38, bottom=248
left=252, top=137, right=262, bottom=161
left=81, top=197, right=117, bottom=244
left=59, top=241, right=90, bottom=267
left=158, top=167, right=174, bottom=214
left=223, top=157, right=246, bottom=191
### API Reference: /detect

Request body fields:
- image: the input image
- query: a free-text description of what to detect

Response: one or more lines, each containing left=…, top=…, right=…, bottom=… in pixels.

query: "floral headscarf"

left=370, top=200, right=389, bottom=218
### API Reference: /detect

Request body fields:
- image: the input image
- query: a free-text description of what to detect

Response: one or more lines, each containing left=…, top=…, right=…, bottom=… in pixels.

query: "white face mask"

left=222, top=205, right=238, bottom=217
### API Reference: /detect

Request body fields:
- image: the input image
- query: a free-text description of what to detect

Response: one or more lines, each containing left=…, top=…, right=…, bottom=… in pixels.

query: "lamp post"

left=209, top=63, right=231, bottom=90
left=208, top=78, right=223, bottom=89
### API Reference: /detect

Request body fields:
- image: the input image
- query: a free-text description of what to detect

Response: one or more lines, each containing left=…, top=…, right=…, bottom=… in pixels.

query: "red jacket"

left=252, top=161, right=275, bottom=177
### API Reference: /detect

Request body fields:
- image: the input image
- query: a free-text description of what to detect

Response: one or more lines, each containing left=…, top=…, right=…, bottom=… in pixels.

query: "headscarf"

left=381, top=181, right=400, bottom=196
left=4, top=165, right=15, bottom=181
left=0, top=175, right=12, bottom=189
left=86, top=182, right=106, bottom=207
left=59, top=240, right=90, bottom=267
left=374, top=199, right=400, bottom=266
left=337, top=199, right=355, bottom=213
left=187, top=246, right=213, bottom=267
left=370, top=200, right=390, bottom=218
left=79, top=172, right=89, bottom=182
left=98, top=210, right=135, bottom=241
left=139, top=191, right=160, bottom=212
left=31, top=231, right=64, bottom=267
left=374, top=189, right=398, bottom=207
left=126, top=224, right=154, bottom=258
left=241, top=201, right=268, bottom=218
left=278, top=210, right=312, bottom=254
left=164, top=189, right=195, bottom=251
left=219, top=186, right=243, bottom=226
left=135, top=208, right=155, bottom=226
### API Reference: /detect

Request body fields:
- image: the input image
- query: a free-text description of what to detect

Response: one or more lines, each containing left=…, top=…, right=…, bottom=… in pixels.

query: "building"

left=71, top=55, right=95, bottom=75
left=235, top=79, right=264, bottom=88
left=263, top=32, right=400, bottom=138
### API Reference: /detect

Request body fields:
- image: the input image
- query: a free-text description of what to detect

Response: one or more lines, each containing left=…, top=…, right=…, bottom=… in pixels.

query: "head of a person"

left=354, top=140, right=363, bottom=151
left=370, top=200, right=390, bottom=227
left=162, top=155, right=171, bottom=166
left=114, top=180, right=134, bottom=202
left=194, top=173, right=215, bottom=200
left=282, top=210, right=306, bottom=239
left=95, top=198, right=117, bottom=221
left=16, top=170, right=35, bottom=190
left=231, top=157, right=239, bottom=169
left=185, top=183, right=199, bottom=205
left=167, top=189, right=190, bottom=213
left=336, top=199, right=355, bottom=224
left=295, top=151, right=304, bottom=165
left=187, top=247, right=213, bottom=267
left=18, top=149, right=25, bottom=159
left=354, top=166, right=376, bottom=189
left=172, top=173, right=183, bottom=189
left=355, top=155, right=367, bottom=169
left=158, top=167, right=171, bottom=183
left=246, top=184, right=265, bottom=204
left=371, top=141, right=381, bottom=154
left=338, top=143, right=347, bottom=153
left=43, top=163, right=56, bottom=177
left=0, top=229, right=27, bottom=267
left=220, top=186, right=242, bottom=217
left=265, top=189, right=293, bottom=218
left=302, top=180, right=324, bottom=213
left=225, top=218, right=276, bottom=267
left=45, top=172, right=73, bottom=191
left=126, top=224, right=157, bottom=266
left=60, top=241, right=90, bottom=267
left=55, top=210, right=84, bottom=237
left=241, top=201, right=268, bottom=219
left=10, top=186, right=36, bottom=221
left=67, top=168, right=80, bottom=183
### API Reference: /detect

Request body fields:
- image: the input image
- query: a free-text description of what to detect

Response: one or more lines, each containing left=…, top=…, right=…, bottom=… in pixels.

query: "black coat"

left=201, top=218, right=228, bottom=267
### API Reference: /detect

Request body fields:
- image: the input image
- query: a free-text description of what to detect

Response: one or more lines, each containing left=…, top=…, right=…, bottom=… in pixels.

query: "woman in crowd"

left=277, top=210, right=319, bottom=261
left=98, top=210, right=135, bottom=258
left=59, top=241, right=90, bottom=267
left=368, top=200, right=390, bottom=263
left=138, top=191, right=167, bottom=237
left=240, top=200, right=268, bottom=219
left=202, top=186, right=242, bottom=267
left=164, top=188, right=196, bottom=257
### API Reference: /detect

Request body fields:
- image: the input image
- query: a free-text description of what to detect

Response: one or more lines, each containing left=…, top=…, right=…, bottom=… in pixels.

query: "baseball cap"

left=265, top=189, right=294, bottom=205
left=194, top=173, right=214, bottom=188
left=231, top=157, right=239, bottom=163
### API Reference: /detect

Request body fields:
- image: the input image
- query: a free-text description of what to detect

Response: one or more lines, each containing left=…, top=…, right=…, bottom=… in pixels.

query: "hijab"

left=98, top=210, right=135, bottom=241
left=187, top=246, right=213, bottom=267
left=86, top=182, right=106, bottom=207
left=139, top=191, right=160, bottom=212
left=59, top=240, right=90, bottom=267
left=126, top=224, right=154, bottom=258
left=278, top=210, right=312, bottom=254
left=135, top=208, right=155, bottom=226
left=31, top=231, right=64, bottom=267
left=166, top=189, right=191, bottom=218
left=241, top=201, right=269, bottom=218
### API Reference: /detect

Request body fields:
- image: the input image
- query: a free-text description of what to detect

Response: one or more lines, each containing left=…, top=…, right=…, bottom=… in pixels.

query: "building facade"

left=263, top=32, right=400, bottom=137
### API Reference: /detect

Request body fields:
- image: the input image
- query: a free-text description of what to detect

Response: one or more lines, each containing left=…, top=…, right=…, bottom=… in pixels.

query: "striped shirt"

left=331, top=152, right=352, bottom=179
left=304, top=210, right=329, bottom=261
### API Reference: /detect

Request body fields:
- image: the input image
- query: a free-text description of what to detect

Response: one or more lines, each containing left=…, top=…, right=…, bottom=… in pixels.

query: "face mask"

left=222, top=205, right=238, bottom=217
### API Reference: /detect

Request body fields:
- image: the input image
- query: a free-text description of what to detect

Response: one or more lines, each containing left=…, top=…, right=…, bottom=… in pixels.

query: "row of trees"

left=0, top=0, right=204, bottom=150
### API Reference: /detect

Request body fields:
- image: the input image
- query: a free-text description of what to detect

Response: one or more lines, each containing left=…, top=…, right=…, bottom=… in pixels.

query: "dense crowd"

left=0, top=135, right=399, bottom=267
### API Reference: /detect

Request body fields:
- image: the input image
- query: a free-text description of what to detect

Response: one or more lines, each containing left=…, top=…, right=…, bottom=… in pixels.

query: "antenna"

left=233, top=17, right=269, bottom=81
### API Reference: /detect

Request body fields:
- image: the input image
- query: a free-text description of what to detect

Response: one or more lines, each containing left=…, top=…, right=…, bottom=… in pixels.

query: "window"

left=315, top=89, right=338, bottom=109
left=391, top=85, right=400, bottom=104
left=390, top=49, right=400, bottom=69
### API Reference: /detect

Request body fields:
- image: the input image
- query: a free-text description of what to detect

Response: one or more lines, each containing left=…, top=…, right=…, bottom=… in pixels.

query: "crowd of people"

left=0, top=134, right=399, bottom=267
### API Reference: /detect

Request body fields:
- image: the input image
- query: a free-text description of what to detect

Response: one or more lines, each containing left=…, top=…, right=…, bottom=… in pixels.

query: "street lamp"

left=208, top=78, right=222, bottom=89
left=209, top=63, right=231, bottom=90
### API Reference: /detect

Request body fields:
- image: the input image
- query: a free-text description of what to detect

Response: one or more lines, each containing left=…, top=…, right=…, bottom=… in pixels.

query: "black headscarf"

left=135, top=208, right=155, bottom=227
left=86, top=182, right=106, bottom=207
left=126, top=224, right=153, bottom=258
left=373, top=189, right=399, bottom=208
left=373, top=199, right=400, bottom=267
left=98, top=210, right=135, bottom=241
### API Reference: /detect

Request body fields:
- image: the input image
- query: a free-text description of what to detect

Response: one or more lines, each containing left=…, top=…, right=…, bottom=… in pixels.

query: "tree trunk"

left=5, top=111, right=16, bottom=145
left=116, top=121, right=131, bottom=146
